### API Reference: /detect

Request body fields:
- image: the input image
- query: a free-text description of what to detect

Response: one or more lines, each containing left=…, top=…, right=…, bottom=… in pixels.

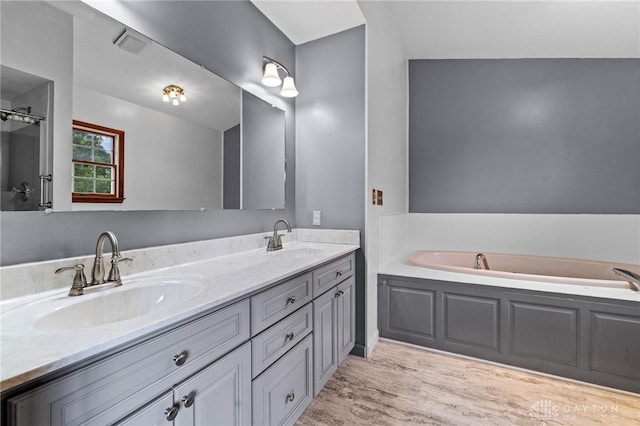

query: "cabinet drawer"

left=252, top=334, right=313, bottom=426
left=312, top=253, right=354, bottom=297
left=252, top=304, right=313, bottom=378
left=7, top=300, right=250, bottom=426
left=251, top=272, right=312, bottom=335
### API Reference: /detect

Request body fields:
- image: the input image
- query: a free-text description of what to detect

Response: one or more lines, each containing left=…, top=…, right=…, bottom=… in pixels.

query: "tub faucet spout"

left=474, top=253, right=489, bottom=270
left=612, top=268, right=640, bottom=292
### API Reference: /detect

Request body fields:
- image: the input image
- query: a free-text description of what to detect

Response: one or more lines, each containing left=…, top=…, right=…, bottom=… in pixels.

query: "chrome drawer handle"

left=286, top=332, right=294, bottom=341
left=286, top=295, right=296, bottom=305
left=182, top=392, right=195, bottom=408
left=173, top=351, right=188, bottom=366
left=286, top=392, right=295, bottom=403
left=165, top=405, right=179, bottom=421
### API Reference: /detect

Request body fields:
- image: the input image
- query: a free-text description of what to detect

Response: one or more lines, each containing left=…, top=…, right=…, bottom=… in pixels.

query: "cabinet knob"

left=173, top=351, right=188, bottom=366
left=164, top=405, right=179, bottom=421
left=182, top=392, right=196, bottom=408
left=285, top=332, right=294, bottom=341
left=286, top=295, right=296, bottom=305
left=286, top=392, right=295, bottom=403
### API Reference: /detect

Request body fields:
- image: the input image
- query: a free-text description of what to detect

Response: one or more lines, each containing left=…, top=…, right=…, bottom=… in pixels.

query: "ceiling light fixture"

left=162, top=85, right=187, bottom=106
left=261, top=56, right=298, bottom=98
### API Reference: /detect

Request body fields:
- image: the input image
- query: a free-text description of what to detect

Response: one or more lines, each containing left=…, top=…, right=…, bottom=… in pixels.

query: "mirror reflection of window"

left=72, top=120, right=124, bottom=204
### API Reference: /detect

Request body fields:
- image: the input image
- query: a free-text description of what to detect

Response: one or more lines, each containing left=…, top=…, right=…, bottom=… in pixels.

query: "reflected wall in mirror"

left=0, top=0, right=286, bottom=211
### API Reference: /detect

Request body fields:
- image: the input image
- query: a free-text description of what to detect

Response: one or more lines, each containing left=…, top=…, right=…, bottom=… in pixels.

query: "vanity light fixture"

left=261, top=56, right=298, bottom=98
left=162, top=85, right=187, bottom=106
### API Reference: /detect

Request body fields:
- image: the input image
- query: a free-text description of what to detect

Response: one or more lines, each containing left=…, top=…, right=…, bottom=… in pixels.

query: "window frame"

left=72, top=120, right=125, bottom=203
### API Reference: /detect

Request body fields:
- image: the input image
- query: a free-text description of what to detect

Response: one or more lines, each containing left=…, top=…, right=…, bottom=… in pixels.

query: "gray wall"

left=295, top=26, right=367, bottom=354
left=242, top=91, right=286, bottom=210
left=0, top=1, right=296, bottom=265
left=409, top=59, right=640, bottom=214
left=223, top=124, right=240, bottom=210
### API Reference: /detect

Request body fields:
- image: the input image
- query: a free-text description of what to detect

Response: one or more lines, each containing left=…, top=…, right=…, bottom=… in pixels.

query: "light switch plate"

left=312, top=210, right=321, bottom=226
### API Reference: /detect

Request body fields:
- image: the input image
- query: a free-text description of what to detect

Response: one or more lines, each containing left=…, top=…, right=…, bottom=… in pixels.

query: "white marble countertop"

left=1, top=238, right=359, bottom=392
left=380, top=250, right=640, bottom=303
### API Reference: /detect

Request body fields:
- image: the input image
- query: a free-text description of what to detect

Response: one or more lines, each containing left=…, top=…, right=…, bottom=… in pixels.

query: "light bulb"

left=179, top=94, right=187, bottom=102
left=261, top=62, right=282, bottom=87
left=280, top=76, right=298, bottom=97
left=162, top=94, right=170, bottom=102
left=172, top=98, right=179, bottom=106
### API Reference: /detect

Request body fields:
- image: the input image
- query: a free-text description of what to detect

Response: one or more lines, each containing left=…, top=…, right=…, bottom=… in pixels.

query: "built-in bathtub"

left=405, top=250, right=640, bottom=291
left=378, top=250, right=640, bottom=393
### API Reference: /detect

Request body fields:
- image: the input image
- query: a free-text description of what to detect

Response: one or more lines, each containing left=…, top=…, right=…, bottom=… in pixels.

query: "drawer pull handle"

left=339, top=290, right=344, bottom=296
left=336, top=270, right=343, bottom=277
left=286, top=392, right=295, bottom=403
left=335, top=289, right=345, bottom=298
left=286, top=295, right=296, bottom=305
left=173, top=351, right=188, bottom=366
left=182, top=392, right=196, bottom=408
left=286, top=332, right=294, bottom=341
left=165, top=405, right=179, bottom=421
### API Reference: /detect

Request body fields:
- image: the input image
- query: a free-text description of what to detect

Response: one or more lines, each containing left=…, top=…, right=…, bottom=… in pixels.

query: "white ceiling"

left=252, top=0, right=640, bottom=58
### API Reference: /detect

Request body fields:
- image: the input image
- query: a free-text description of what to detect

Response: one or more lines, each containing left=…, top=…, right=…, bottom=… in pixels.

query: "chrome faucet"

left=266, top=219, right=292, bottom=251
left=90, top=231, right=131, bottom=286
left=474, top=253, right=489, bottom=270
left=612, top=268, right=640, bottom=292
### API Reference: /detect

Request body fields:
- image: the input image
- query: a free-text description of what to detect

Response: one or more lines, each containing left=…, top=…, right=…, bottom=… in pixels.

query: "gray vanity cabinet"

left=116, top=391, right=174, bottom=426
left=4, top=251, right=358, bottom=426
left=252, top=334, right=314, bottom=426
left=7, top=300, right=250, bottom=426
left=312, top=262, right=356, bottom=397
left=173, top=342, right=251, bottom=426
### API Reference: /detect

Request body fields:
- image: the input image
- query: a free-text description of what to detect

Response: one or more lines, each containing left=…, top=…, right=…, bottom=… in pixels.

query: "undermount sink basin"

left=34, top=279, right=204, bottom=331
left=266, top=247, right=330, bottom=260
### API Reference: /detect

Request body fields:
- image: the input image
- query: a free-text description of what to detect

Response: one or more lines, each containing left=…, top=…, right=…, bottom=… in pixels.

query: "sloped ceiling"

left=251, top=0, right=640, bottom=58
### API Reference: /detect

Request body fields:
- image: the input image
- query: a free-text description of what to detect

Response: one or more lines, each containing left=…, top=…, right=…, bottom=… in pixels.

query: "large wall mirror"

left=0, top=0, right=286, bottom=212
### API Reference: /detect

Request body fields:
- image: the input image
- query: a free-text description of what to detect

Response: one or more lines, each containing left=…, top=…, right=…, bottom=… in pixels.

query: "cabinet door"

left=312, top=287, right=338, bottom=397
left=174, top=342, right=251, bottom=426
left=337, top=276, right=356, bottom=364
left=115, top=391, right=175, bottom=426
left=252, top=335, right=313, bottom=426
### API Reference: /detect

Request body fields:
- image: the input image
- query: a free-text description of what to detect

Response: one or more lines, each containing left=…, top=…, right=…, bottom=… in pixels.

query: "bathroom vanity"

left=1, top=231, right=358, bottom=425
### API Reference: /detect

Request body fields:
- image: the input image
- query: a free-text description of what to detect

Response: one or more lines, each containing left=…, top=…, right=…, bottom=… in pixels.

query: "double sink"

left=4, top=246, right=332, bottom=333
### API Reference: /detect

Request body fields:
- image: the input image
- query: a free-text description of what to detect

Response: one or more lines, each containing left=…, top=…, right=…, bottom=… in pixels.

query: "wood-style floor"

left=296, top=340, right=640, bottom=426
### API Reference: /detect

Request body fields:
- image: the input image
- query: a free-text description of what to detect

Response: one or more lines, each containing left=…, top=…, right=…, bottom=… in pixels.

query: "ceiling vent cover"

left=113, top=29, right=149, bottom=55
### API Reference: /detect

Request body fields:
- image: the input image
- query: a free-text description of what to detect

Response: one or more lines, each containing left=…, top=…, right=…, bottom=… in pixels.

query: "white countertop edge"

left=379, top=251, right=640, bottom=303
left=1, top=241, right=359, bottom=392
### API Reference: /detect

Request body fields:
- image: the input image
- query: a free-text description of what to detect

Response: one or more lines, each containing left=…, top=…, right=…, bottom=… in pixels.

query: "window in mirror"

left=72, top=120, right=124, bottom=203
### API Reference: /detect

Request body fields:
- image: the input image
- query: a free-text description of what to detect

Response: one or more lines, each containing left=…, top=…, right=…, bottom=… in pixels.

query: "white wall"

left=358, top=1, right=408, bottom=355
left=73, top=85, right=223, bottom=211
left=378, top=214, right=640, bottom=267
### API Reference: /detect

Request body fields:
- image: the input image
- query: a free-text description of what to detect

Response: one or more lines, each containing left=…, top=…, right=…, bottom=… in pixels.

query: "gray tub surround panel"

left=379, top=276, right=640, bottom=393
left=2, top=232, right=358, bottom=425
left=409, top=58, right=640, bottom=214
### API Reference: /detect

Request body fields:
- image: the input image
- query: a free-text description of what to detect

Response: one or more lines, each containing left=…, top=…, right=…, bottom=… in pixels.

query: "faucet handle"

left=107, top=256, right=132, bottom=285
left=56, top=264, right=87, bottom=296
